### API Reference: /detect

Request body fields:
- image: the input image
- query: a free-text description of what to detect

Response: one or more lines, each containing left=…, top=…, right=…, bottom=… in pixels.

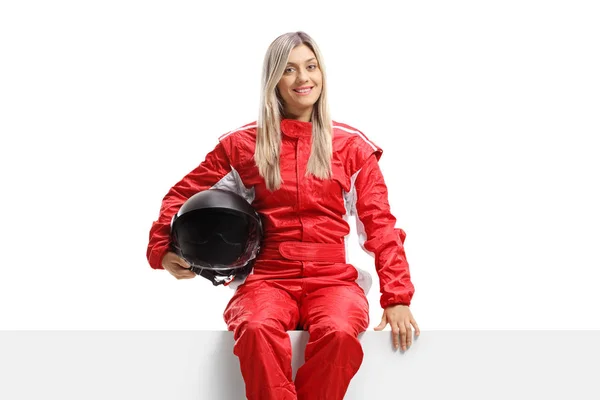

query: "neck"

left=283, top=108, right=313, bottom=122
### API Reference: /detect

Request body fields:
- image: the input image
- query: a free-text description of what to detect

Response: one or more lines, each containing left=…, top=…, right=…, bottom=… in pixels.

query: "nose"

left=296, top=68, right=309, bottom=83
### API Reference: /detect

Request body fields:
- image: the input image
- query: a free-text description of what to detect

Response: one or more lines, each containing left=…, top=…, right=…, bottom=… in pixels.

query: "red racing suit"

left=146, top=118, right=414, bottom=400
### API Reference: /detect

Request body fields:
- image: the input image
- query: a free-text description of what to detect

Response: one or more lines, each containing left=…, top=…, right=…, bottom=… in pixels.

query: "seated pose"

left=146, top=30, right=419, bottom=400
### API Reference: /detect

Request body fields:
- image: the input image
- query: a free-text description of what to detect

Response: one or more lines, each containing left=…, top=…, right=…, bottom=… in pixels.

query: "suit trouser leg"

left=223, top=280, right=301, bottom=400
left=294, top=282, right=370, bottom=400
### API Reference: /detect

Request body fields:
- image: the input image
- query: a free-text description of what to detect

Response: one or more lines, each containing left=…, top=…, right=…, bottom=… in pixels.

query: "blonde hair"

left=255, top=31, right=333, bottom=191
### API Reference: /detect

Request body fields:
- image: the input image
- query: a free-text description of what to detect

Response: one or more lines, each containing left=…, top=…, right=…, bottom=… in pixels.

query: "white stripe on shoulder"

left=219, top=123, right=257, bottom=141
left=333, top=124, right=378, bottom=151
left=210, top=167, right=256, bottom=205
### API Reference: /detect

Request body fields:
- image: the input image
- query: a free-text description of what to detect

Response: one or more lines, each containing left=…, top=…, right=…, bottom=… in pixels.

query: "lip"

left=293, top=86, right=314, bottom=95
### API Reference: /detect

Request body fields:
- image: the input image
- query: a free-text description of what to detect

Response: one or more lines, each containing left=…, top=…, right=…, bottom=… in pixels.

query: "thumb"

left=176, top=258, right=191, bottom=269
left=374, top=314, right=387, bottom=331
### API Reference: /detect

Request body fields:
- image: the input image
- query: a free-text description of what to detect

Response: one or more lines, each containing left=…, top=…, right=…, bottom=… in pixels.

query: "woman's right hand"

left=161, top=251, right=196, bottom=280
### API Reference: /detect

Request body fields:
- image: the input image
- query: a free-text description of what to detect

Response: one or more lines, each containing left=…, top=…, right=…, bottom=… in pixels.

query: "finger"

left=392, top=324, right=400, bottom=349
left=411, top=318, right=421, bottom=337
left=182, top=268, right=196, bottom=277
left=175, top=260, right=191, bottom=269
left=374, top=315, right=387, bottom=331
left=399, top=323, right=408, bottom=351
left=169, top=262, right=191, bottom=273
left=173, top=268, right=195, bottom=279
left=405, top=321, right=413, bottom=348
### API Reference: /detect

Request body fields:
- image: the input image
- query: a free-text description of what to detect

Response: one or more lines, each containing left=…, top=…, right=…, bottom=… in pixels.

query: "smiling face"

left=276, top=44, right=323, bottom=122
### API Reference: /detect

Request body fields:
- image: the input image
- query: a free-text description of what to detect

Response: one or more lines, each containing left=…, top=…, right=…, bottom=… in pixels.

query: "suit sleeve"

left=354, top=152, right=415, bottom=308
left=146, top=141, right=232, bottom=270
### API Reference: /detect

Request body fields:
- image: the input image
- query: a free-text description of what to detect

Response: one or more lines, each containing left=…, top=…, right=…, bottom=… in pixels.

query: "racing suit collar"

left=281, top=118, right=312, bottom=138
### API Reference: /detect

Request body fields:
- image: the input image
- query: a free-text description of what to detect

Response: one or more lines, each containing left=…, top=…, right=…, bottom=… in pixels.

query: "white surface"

left=0, top=330, right=598, bottom=399
left=1, top=1, right=599, bottom=330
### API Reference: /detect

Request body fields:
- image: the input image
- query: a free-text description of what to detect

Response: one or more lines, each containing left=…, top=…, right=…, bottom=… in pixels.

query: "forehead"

left=287, top=44, right=317, bottom=64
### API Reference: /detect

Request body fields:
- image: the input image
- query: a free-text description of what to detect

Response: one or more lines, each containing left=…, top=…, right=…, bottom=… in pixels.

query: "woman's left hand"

left=374, top=304, right=420, bottom=351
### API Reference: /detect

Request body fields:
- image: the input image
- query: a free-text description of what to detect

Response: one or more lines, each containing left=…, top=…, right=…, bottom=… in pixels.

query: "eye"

left=307, top=64, right=317, bottom=70
left=284, top=67, right=295, bottom=73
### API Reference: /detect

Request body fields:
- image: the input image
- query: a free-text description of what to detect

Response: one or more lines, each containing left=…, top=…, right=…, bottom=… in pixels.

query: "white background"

left=1, top=0, right=598, bottom=330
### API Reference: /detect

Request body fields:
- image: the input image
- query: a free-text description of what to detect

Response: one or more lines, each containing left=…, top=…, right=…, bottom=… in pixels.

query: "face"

left=276, top=44, right=323, bottom=122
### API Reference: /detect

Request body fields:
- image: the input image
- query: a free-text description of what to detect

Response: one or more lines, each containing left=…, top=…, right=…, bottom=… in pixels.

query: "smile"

left=293, top=87, right=313, bottom=95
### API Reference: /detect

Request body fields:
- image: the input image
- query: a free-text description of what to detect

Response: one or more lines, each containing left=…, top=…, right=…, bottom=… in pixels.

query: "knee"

left=242, top=320, right=271, bottom=333
left=312, top=319, right=361, bottom=339
left=310, top=328, right=364, bottom=363
left=311, top=326, right=362, bottom=352
left=326, top=328, right=359, bottom=343
left=235, top=318, right=285, bottom=339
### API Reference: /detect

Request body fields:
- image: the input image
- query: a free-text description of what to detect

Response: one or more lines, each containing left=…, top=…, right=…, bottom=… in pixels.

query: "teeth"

left=295, top=88, right=311, bottom=93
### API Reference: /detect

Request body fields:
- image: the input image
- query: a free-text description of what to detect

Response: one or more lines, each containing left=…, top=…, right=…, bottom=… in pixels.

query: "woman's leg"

left=223, top=280, right=301, bottom=400
left=294, top=283, right=369, bottom=400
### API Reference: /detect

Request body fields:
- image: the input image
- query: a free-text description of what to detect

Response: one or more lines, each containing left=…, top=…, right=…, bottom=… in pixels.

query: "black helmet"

left=170, top=188, right=263, bottom=286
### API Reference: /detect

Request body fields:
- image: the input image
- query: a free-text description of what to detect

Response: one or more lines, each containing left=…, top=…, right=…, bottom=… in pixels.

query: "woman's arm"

left=353, top=153, right=415, bottom=309
left=146, top=141, right=233, bottom=270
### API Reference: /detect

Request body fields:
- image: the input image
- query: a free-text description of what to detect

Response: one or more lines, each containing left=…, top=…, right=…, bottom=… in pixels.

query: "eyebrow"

left=286, top=58, right=317, bottom=66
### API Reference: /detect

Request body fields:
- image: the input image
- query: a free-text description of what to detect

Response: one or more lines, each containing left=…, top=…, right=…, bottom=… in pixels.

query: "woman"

left=146, top=31, right=419, bottom=400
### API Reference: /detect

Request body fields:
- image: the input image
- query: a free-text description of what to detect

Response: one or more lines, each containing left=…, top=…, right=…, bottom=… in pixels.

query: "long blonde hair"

left=255, top=31, right=333, bottom=191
